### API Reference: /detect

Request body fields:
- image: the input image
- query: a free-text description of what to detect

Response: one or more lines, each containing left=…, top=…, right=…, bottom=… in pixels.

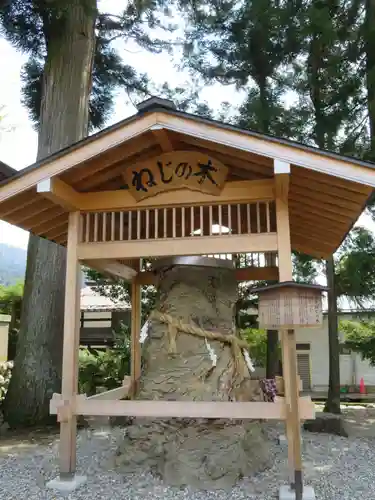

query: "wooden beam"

left=291, top=165, right=372, bottom=195
left=291, top=229, right=338, bottom=253
left=37, top=177, right=81, bottom=210
left=274, top=159, right=290, bottom=204
left=289, top=212, right=347, bottom=234
left=6, top=199, right=52, bottom=225
left=79, top=179, right=274, bottom=212
left=84, top=259, right=138, bottom=281
left=179, top=141, right=271, bottom=179
left=289, top=199, right=350, bottom=225
left=290, top=222, right=343, bottom=245
left=135, top=265, right=279, bottom=285
left=130, top=263, right=141, bottom=397
left=178, top=133, right=272, bottom=167
left=291, top=174, right=369, bottom=203
left=274, top=158, right=304, bottom=495
left=291, top=240, right=330, bottom=260
left=59, top=211, right=81, bottom=477
left=0, top=189, right=37, bottom=218
left=274, top=161, right=292, bottom=281
left=151, top=125, right=174, bottom=152
left=32, top=212, right=67, bottom=233
left=66, top=135, right=156, bottom=185
left=157, top=111, right=375, bottom=187
left=290, top=184, right=362, bottom=214
left=18, top=206, right=64, bottom=231
left=0, top=113, right=158, bottom=204
left=77, top=233, right=278, bottom=260
left=235, top=266, right=279, bottom=281
left=50, top=396, right=315, bottom=420
left=86, top=376, right=131, bottom=401
left=77, top=147, right=158, bottom=191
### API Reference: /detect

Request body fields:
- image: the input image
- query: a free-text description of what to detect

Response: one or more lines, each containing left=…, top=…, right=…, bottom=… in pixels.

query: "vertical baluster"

left=247, top=203, right=251, bottom=233
left=85, top=213, right=90, bottom=242
left=209, top=205, right=213, bottom=235
left=145, top=210, right=149, bottom=240
left=237, top=204, right=241, bottom=235
left=228, top=204, right=232, bottom=235
left=79, top=215, right=84, bottom=243
left=182, top=206, right=185, bottom=237
left=128, top=211, right=132, bottom=241
left=155, top=208, right=158, bottom=239
left=172, top=207, right=176, bottom=238
left=266, top=201, right=271, bottom=233
left=137, top=210, right=141, bottom=239
left=164, top=208, right=167, bottom=238
left=94, top=213, right=99, bottom=242
left=200, top=205, right=203, bottom=236
left=190, top=206, right=194, bottom=235
left=102, top=212, right=107, bottom=242
left=256, top=202, right=261, bottom=233
left=119, top=212, right=124, bottom=241
left=111, top=212, right=115, bottom=241
left=218, top=205, right=222, bottom=235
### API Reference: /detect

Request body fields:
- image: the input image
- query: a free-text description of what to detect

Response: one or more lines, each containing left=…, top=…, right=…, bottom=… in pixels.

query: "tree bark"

left=3, top=0, right=96, bottom=427
left=115, top=264, right=271, bottom=489
left=266, top=330, right=279, bottom=378
left=324, top=256, right=341, bottom=414
left=365, top=0, right=375, bottom=159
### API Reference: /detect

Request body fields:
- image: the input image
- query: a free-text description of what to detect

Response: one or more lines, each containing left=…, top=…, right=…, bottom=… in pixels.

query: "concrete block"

left=279, top=485, right=316, bottom=500
left=46, top=475, right=87, bottom=493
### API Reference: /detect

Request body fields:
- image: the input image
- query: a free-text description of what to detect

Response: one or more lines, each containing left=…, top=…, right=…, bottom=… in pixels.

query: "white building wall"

left=292, top=313, right=375, bottom=391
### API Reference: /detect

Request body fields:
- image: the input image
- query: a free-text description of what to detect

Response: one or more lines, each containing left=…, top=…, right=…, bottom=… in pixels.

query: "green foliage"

left=241, top=328, right=268, bottom=368
left=78, top=322, right=131, bottom=396
left=335, top=227, right=375, bottom=305
left=0, top=282, right=23, bottom=314
left=341, top=319, right=375, bottom=366
left=0, top=0, right=181, bottom=130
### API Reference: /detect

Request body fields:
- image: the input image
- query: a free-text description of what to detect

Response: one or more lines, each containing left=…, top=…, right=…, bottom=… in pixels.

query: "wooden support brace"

left=130, top=262, right=142, bottom=398
left=274, top=158, right=304, bottom=498
left=50, top=397, right=315, bottom=420
left=58, top=211, right=81, bottom=478
left=37, top=177, right=81, bottom=210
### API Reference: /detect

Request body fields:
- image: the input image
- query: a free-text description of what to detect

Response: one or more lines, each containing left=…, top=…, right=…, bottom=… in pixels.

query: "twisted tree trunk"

left=115, top=264, right=271, bottom=489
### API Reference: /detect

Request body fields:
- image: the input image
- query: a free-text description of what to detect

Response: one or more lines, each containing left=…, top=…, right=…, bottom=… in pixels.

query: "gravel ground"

left=0, top=416, right=374, bottom=500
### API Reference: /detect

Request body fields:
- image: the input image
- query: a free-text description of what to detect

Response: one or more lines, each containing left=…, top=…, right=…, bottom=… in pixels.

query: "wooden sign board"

left=257, top=288, right=323, bottom=329
left=123, top=151, right=229, bottom=202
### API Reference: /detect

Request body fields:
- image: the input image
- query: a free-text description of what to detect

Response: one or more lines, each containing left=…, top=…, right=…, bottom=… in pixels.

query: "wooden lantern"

left=253, top=281, right=327, bottom=330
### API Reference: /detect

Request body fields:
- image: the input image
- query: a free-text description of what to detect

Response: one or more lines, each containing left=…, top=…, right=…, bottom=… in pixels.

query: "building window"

left=339, top=344, right=351, bottom=355
left=296, top=343, right=310, bottom=351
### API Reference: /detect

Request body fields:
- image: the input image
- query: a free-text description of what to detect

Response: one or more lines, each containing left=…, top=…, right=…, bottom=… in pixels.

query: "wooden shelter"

left=0, top=96, right=374, bottom=497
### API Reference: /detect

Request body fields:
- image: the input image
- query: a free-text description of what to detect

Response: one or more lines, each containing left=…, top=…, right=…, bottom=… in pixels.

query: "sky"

left=0, top=0, right=373, bottom=251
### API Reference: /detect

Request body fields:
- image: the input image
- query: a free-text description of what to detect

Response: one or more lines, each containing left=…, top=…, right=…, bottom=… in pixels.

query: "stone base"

left=279, top=485, right=316, bottom=500
left=46, top=475, right=87, bottom=493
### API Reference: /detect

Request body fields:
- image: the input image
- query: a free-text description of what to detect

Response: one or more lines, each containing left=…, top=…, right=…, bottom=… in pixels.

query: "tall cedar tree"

left=182, top=0, right=307, bottom=378
left=0, top=0, right=177, bottom=427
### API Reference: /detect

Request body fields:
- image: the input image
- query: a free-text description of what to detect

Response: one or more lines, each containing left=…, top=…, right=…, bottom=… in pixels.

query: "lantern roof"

left=252, top=281, right=328, bottom=294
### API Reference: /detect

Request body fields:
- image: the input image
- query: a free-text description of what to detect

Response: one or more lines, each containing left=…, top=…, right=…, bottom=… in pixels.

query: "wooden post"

left=274, top=160, right=303, bottom=499
left=130, top=259, right=142, bottom=397
left=59, top=211, right=81, bottom=478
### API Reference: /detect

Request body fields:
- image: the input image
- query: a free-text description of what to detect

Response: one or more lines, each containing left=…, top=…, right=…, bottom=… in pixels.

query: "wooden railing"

left=81, top=201, right=276, bottom=244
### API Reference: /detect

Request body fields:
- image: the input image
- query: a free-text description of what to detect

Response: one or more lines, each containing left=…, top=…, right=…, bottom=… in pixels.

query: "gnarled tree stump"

left=115, top=263, right=271, bottom=489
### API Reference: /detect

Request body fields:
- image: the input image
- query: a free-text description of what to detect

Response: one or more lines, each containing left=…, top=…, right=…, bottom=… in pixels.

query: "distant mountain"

left=0, top=243, right=27, bottom=286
